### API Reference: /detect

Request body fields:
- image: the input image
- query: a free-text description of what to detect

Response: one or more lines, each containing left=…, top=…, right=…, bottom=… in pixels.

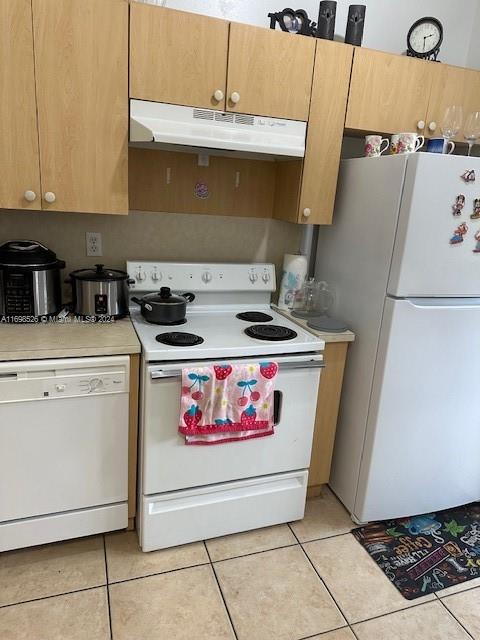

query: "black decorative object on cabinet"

left=316, top=1, right=337, bottom=40
left=345, top=4, right=366, bottom=46
left=268, top=8, right=317, bottom=36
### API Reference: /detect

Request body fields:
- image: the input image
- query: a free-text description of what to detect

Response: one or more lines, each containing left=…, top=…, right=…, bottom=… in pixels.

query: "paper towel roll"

left=277, top=253, right=308, bottom=309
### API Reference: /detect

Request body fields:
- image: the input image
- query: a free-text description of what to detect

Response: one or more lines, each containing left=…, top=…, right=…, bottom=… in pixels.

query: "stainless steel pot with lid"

left=67, top=263, right=131, bottom=319
left=131, top=287, right=195, bottom=324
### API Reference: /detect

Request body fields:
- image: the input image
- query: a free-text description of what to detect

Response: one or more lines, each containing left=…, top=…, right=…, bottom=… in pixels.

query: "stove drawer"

left=140, top=470, right=307, bottom=551
left=141, top=357, right=321, bottom=494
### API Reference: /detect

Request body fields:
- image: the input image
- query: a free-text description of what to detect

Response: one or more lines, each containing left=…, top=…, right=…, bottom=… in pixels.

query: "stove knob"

left=151, top=269, right=161, bottom=282
left=249, top=271, right=258, bottom=283
left=135, top=267, right=146, bottom=282
left=202, top=271, right=213, bottom=284
left=262, top=272, right=270, bottom=283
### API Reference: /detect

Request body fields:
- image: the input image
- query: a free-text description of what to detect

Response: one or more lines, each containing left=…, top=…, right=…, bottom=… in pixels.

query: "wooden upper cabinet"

left=299, top=41, right=353, bottom=224
left=426, top=64, right=480, bottom=142
left=32, top=0, right=128, bottom=214
left=130, top=5, right=229, bottom=110
left=226, top=23, right=315, bottom=120
left=274, top=41, right=353, bottom=225
left=0, top=0, right=41, bottom=210
left=346, top=48, right=432, bottom=135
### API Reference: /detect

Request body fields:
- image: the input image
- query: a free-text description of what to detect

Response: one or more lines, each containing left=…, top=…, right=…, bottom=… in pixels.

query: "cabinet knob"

left=303, top=207, right=312, bottom=218
left=213, top=89, right=224, bottom=102
left=24, top=190, right=37, bottom=202
left=428, top=121, right=437, bottom=132
left=230, top=91, right=241, bottom=104
left=44, top=192, right=56, bottom=204
left=417, top=120, right=425, bottom=130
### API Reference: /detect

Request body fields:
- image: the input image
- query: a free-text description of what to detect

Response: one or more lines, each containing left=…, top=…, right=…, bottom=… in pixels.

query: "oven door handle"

left=150, top=360, right=324, bottom=380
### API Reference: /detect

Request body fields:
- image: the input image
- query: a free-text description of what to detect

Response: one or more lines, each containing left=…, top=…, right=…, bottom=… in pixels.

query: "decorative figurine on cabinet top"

left=316, top=1, right=337, bottom=40
left=268, top=8, right=317, bottom=36
left=344, top=5, right=366, bottom=46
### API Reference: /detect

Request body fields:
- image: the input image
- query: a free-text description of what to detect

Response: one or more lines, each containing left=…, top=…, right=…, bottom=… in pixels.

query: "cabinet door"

left=346, top=48, right=432, bottom=135
left=32, top=0, right=128, bottom=214
left=130, top=5, right=229, bottom=111
left=0, top=0, right=41, bottom=210
left=226, top=23, right=315, bottom=120
left=426, top=64, right=480, bottom=142
left=299, top=41, right=353, bottom=224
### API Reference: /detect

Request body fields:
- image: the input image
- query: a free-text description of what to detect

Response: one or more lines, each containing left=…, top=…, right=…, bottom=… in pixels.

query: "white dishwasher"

left=0, top=355, right=129, bottom=552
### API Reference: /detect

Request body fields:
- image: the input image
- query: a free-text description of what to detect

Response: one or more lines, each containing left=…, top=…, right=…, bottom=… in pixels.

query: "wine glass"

left=441, top=105, right=463, bottom=154
left=464, top=112, right=480, bottom=156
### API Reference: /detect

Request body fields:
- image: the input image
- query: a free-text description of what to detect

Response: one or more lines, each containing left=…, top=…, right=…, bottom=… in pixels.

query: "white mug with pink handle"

left=390, top=133, right=425, bottom=154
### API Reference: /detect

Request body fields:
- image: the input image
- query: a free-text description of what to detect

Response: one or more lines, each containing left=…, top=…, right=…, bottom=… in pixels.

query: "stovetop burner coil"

left=155, top=332, right=204, bottom=346
left=245, top=324, right=298, bottom=341
left=236, top=311, right=274, bottom=323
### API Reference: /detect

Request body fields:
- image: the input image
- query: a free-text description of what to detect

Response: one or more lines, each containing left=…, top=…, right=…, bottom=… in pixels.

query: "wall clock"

left=407, top=17, right=443, bottom=61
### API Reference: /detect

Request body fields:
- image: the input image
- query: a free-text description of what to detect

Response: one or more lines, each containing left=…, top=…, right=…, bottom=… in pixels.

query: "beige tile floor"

left=0, top=486, right=479, bottom=640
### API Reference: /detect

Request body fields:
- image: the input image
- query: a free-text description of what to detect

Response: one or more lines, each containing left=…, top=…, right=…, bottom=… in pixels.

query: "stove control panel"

left=126, top=262, right=276, bottom=292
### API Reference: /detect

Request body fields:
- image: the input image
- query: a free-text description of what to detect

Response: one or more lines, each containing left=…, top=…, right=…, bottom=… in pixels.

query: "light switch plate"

left=86, top=232, right=103, bottom=257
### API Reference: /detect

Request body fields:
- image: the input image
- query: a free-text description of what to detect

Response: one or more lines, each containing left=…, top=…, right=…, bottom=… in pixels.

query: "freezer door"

left=355, top=297, right=480, bottom=522
left=388, top=154, right=480, bottom=297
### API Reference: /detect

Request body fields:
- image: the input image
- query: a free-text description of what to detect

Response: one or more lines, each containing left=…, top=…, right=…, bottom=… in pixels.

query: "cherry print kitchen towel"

left=179, top=362, right=278, bottom=445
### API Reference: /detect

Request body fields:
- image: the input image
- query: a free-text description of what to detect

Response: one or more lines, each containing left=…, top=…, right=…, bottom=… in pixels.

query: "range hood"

left=130, top=99, right=306, bottom=159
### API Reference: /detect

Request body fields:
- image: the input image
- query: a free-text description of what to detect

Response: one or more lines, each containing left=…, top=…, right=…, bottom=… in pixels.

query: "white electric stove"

left=127, top=262, right=325, bottom=551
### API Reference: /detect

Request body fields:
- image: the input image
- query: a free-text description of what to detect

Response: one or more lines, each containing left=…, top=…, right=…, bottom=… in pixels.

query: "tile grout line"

left=204, top=541, right=239, bottom=640
left=103, top=535, right=113, bottom=640
left=297, top=623, right=358, bottom=639
left=0, top=583, right=107, bottom=611
left=436, top=593, right=475, bottom=639
left=345, top=596, right=465, bottom=629
left=288, top=527, right=357, bottom=546
left=107, top=559, right=210, bottom=586
left=436, top=583, right=480, bottom=600
left=290, top=523, right=457, bottom=631
left=349, top=625, right=361, bottom=640
left=211, top=541, right=299, bottom=565
left=287, top=522, right=351, bottom=628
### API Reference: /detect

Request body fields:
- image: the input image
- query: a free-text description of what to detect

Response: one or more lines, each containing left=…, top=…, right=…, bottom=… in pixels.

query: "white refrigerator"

left=317, top=153, right=480, bottom=523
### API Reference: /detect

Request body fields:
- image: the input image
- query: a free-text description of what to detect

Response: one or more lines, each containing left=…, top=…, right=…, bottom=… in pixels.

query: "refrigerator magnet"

left=450, top=222, right=468, bottom=245
left=473, top=231, right=480, bottom=253
left=471, top=198, right=480, bottom=220
left=452, top=194, right=465, bottom=216
left=461, top=169, right=476, bottom=183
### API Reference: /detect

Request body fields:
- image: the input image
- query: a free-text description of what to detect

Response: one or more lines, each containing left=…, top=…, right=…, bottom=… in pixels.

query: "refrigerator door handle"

left=406, top=297, right=480, bottom=309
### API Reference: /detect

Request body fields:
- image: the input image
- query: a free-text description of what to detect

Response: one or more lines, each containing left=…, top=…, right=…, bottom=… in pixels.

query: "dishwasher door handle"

left=150, top=359, right=324, bottom=379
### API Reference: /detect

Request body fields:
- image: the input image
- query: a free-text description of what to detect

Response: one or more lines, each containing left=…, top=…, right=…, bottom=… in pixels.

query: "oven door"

left=141, top=354, right=323, bottom=495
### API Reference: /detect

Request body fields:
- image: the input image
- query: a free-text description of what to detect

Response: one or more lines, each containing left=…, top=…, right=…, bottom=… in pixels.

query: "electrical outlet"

left=86, top=232, right=103, bottom=257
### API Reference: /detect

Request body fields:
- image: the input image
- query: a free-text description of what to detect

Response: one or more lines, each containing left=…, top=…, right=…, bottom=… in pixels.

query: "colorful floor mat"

left=353, top=502, right=480, bottom=599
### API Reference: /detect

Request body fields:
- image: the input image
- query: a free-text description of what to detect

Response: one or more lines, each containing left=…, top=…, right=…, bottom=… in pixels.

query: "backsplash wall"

left=0, top=209, right=301, bottom=290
